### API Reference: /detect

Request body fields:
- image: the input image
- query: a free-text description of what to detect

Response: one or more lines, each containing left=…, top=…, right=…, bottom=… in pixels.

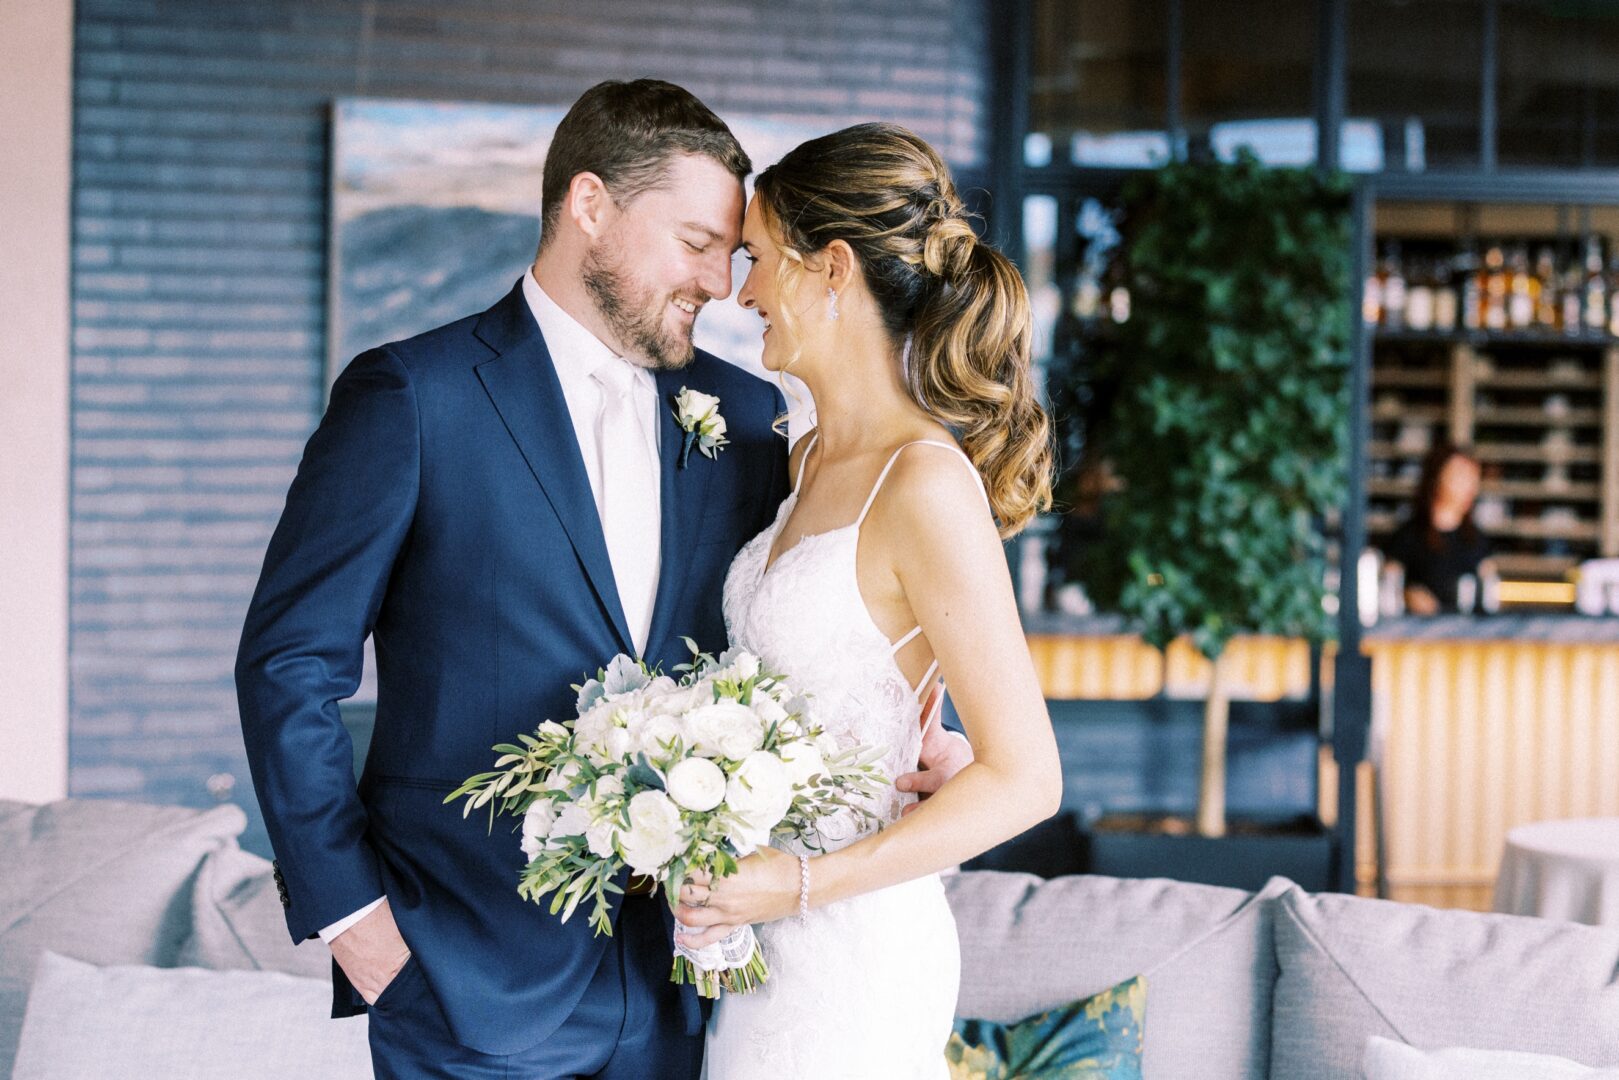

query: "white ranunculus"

left=519, top=798, right=559, bottom=860
left=545, top=802, right=592, bottom=849
left=620, top=791, right=685, bottom=875
left=725, top=750, right=793, bottom=837
left=666, top=757, right=727, bottom=812
left=686, top=701, right=764, bottom=760
left=779, top=740, right=825, bottom=789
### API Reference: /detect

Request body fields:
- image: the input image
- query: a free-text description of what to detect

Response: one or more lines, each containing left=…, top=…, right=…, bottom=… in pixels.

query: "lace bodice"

left=720, top=436, right=982, bottom=850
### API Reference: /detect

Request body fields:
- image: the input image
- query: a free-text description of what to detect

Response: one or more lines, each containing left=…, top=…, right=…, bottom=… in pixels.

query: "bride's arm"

left=676, top=453, right=1061, bottom=940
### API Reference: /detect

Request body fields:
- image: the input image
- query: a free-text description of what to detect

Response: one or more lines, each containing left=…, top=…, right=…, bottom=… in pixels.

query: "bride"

left=676, top=122, right=1063, bottom=1078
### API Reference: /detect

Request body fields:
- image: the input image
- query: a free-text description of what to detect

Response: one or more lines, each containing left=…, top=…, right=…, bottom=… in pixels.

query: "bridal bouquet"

left=446, top=642, right=887, bottom=997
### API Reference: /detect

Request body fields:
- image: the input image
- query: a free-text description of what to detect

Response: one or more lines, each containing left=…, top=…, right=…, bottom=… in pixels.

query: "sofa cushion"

left=1362, top=1036, right=1619, bottom=1080
left=12, top=952, right=372, bottom=1080
left=1270, top=884, right=1619, bottom=1080
left=946, top=870, right=1286, bottom=1080
left=948, top=974, right=1146, bottom=1079
left=177, top=843, right=330, bottom=979
left=0, top=798, right=249, bottom=1078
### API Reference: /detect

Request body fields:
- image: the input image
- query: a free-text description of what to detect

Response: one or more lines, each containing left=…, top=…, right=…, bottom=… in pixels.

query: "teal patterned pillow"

left=946, top=975, right=1146, bottom=1080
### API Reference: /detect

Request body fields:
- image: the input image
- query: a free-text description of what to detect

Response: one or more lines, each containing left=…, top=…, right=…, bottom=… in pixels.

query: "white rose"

left=545, top=802, right=592, bottom=850
left=666, top=757, right=727, bottom=812
left=519, top=798, right=559, bottom=860
left=725, top=750, right=793, bottom=837
left=678, top=388, right=721, bottom=421
left=585, top=818, right=619, bottom=859
left=586, top=773, right=625, bottom=813
left=620, top=790, right=686, bottom=876
left=630, top=713, right=685, bottom=758
left=779, top=740, right=825, bottom=789
left=753, top=693, right=787, bottom=728
left=686, top=701, right=764, bottom=760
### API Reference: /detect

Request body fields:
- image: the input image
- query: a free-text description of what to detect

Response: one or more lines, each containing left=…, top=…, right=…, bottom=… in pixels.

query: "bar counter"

left=1024, top=612, right=1619, bottom=910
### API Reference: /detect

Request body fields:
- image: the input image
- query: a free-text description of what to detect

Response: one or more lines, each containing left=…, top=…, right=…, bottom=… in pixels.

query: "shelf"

left=1474, top=406, right=1604, bottom=426
left=1371, top=478, right=1603, bottom=501
left=1472, top=444, right=1602, bottom=464
left=1484, top=519, right=1602, bottom=542
left=1492, top=553, right=1581, bottom=578
left=1372, top=403, right=1448, bottom=422
left=1475, top=372, right=1604, bottom=390
left=1373, top=370, right=1449, bottom=389
left=1375, top=328, right=1618, bottom=349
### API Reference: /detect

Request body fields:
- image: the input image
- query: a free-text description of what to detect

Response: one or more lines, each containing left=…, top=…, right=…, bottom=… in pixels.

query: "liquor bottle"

left=1406, top=257, right=1434, bottom=332
left=1534, top=246, right=1559, bottom=330
left=1560, top=246, right=1583, bottom=335
left=1383, top=242, right=1407, bottom=331
left=1583, top=237, right=1607, bottom=334
left=1434, top=254, right=1459, bottom=331
left=1507, top=244, right=1534, bottom=330
left=1608, top=249, right=1619, bottom=337
left=1483, top=243, right=1508, bottom=330
left=1459, top=245, right=1483, bottom=330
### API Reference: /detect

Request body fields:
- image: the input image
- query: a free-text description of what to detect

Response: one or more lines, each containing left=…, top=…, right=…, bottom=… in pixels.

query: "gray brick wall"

left=69, top=0, right=993, bottom=850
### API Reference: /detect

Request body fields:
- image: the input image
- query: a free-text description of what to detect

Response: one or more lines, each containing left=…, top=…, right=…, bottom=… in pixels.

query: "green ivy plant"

left=1071, top=150, right=1352, bottom=836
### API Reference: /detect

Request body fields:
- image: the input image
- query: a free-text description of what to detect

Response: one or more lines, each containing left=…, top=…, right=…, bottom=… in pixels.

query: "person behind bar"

left=1384, top=443, right=1494, bottom=615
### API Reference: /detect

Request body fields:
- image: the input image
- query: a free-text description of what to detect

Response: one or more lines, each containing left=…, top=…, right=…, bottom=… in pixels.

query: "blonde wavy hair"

left=752, top=122, right=1053, bottom=537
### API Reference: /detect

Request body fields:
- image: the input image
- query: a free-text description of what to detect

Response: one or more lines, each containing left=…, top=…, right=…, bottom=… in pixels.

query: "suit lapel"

left=644, top=368, right=717, bottom=657
left=473, top=283, right=635, bottom=656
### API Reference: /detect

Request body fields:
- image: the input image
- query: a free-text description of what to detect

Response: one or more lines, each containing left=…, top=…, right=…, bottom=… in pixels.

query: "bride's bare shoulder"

left=871, top=433, right=993, bottom=533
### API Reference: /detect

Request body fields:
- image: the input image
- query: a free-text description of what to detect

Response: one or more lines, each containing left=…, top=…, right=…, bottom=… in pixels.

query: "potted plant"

left=1056, top=151, right=1351, bottom=881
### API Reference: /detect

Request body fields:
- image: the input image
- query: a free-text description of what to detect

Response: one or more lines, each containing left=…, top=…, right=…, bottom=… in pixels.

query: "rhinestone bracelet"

left=797, top=854, right=811, bottom=922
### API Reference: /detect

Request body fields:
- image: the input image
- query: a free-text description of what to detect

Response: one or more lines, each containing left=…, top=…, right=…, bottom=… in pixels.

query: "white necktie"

left=592, top=361, right=661, bottom=657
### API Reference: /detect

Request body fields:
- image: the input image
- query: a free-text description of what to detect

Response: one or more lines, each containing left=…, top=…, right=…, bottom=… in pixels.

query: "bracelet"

left=797, top=855, right=811, bottom=922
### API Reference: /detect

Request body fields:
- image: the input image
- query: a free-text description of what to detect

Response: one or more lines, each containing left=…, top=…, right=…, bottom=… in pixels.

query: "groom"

left=237, top=79, right=970, bottom=1079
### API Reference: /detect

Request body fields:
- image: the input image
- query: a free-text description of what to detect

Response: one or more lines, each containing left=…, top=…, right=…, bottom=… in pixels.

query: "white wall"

left=0, top=0, right=73, bottom=801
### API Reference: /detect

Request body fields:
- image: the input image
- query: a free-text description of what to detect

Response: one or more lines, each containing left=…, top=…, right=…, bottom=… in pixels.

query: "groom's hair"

left=538, top=79, right=751, bottom=250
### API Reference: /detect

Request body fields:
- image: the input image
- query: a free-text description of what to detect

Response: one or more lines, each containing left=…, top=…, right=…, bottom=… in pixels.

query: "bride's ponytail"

left=753, top=123, right=1053, bottom=537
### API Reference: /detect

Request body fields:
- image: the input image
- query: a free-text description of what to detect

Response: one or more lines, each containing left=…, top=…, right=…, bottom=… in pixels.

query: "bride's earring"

left=826, top=287, right=840, bottom=322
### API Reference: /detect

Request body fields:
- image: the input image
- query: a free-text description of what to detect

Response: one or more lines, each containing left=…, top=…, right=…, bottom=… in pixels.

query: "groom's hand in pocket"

left=330, top=897, right=412, bottom=1005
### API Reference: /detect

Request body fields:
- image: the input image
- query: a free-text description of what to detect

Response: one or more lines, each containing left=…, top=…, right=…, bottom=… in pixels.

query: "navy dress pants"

left=365, top=894, right=703, bottom=1080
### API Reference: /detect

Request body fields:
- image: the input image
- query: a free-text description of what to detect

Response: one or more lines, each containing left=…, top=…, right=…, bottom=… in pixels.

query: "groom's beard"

left=582, top=234, right=697, bottom=371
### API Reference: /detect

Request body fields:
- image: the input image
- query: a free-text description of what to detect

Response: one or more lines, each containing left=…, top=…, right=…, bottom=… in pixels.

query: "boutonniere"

left=672, top=387, right=728, bottom=469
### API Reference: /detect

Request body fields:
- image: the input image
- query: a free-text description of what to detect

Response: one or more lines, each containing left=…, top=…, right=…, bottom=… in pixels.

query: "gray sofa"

left=3, top=797, right=1617, bottom=1079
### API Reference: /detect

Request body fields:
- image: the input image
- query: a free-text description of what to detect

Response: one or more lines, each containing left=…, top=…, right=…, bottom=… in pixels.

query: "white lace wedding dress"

left=703, top=435, right=977, bottom=1080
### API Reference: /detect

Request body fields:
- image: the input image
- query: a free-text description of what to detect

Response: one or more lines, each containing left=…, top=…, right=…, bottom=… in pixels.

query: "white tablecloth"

left=1492, top=817, right=1619, bottom=926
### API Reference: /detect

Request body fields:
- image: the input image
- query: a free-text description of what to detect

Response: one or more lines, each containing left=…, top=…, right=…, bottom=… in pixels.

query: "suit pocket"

left=370, top=952, right=421, bottom=1012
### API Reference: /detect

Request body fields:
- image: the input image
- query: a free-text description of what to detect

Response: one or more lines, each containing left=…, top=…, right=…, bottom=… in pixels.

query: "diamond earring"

left=826, top=287, right=840, bottom=322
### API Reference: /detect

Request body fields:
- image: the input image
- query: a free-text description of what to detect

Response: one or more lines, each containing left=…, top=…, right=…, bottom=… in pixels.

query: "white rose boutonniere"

left=672, top=387, right=728, bottom=468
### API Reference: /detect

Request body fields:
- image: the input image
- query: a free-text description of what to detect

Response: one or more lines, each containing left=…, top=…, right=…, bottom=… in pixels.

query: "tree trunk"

left=1196, top=650, right=1230, bottom=838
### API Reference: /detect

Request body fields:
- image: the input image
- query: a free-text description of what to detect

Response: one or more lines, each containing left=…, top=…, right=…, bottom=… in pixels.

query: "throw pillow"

left=0, top=798, right=249, bottom=1078
left=12, top=952, right=372, bottom=1080
left=947, top=974, right=1146, bottom=1080
left=1363, top=1036, right=1619, bottom=1080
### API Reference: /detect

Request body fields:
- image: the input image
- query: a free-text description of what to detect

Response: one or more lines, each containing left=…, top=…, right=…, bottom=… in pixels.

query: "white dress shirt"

left=318, top=271, right=664, bottom=945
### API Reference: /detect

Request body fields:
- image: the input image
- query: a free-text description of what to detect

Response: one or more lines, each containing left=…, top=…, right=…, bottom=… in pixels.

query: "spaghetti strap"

left=792, top=431, right=820, bottom=493
left=853, top=439, right=986, bottom=528
left=888, top=623, right=924, bottom=656
left=910, top=659, right=939, bottom=699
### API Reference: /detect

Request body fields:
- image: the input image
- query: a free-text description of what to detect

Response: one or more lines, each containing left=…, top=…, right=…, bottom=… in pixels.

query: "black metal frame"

left=990, top=0, right=1619, bottom=894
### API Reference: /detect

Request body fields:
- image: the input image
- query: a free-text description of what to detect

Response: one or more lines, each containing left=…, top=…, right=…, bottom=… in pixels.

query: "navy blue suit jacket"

left=236, top=280, right=787, bottom=1054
